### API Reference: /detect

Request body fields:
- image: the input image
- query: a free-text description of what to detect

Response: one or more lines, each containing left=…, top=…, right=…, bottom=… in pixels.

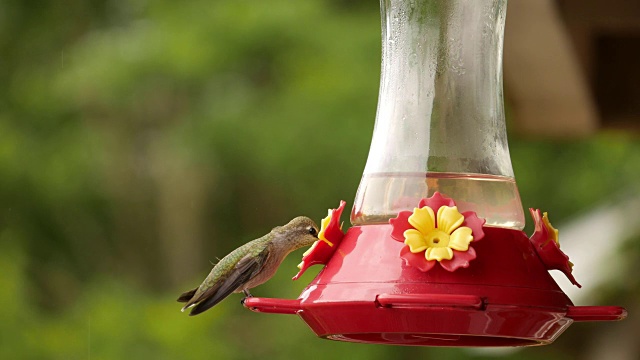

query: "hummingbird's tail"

left=177, top=288, right=197, bottom=303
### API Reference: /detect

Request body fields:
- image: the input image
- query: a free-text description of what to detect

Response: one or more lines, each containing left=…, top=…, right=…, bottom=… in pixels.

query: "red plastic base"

left=244, top=225, right=627, bottom=347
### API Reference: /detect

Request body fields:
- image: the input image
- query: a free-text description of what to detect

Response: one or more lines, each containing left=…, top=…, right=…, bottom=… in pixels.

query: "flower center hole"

left=433, top=238, right=440, bottom=244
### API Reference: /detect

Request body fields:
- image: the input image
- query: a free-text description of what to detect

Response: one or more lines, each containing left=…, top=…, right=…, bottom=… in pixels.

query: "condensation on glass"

left=352, top=0, right=525, bottom=229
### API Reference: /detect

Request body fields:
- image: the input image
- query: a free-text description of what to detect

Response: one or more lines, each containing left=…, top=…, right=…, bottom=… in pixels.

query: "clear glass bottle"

left=351, top=0, right=525, bottom=229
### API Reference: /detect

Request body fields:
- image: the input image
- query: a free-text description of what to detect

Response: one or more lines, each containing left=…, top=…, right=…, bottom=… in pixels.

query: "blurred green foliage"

left=1, top=0, right=639, bottom=358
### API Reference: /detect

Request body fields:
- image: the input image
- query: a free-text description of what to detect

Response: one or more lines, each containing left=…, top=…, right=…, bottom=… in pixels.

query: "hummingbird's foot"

left=241, top=289, right=254, bottom=306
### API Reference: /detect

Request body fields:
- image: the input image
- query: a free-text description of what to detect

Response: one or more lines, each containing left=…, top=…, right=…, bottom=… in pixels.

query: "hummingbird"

left=177, top=216, right=319, bottom=315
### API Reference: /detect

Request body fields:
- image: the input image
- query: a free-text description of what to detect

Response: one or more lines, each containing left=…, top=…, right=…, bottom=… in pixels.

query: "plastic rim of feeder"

left=244, top=225, right=626, bottom=346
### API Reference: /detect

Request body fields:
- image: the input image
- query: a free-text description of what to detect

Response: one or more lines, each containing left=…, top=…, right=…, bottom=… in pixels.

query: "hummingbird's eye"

left=308, top=227, right=317, bottom=236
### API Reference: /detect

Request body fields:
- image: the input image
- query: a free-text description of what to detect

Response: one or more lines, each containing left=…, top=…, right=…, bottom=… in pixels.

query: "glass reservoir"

left=352, top=0, right=525, bottom=229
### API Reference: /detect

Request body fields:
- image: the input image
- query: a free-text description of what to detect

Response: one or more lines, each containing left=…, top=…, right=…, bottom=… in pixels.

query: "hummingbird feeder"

left=244, top=0, right=626, bottom=346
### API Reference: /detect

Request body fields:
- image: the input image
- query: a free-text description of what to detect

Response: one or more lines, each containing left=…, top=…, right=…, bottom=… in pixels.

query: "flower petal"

left=302, top=241, right=319, bottom=257
left=436, top=206, right=465, bottom=235
left=425, top=246, right=453, bottom=261
left=461, top=211, right=485, bottom=242
left=542, top=212, right=560, bottom=246
left=440, top=247, right=477, bottom=272
left=322, top=200, right=346, bottom=245
left=400, top=246, right=436, bottom=272
left=404, top=229, right=428, bottom=253
left=448, top=226, right=473, bottom=251
left=317, top=209, right=334, bottom=246
left=408, top=206, right=435, bottom=235
left=419, top=192, right=455, bottom=211
left=389, top=211, right=414, bottom=242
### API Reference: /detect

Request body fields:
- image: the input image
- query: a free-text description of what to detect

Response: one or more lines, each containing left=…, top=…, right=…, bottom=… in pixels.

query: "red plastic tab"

left=376, top=293, right=484, bottom=310
left=566, top=306, right=628, bottom=322
left=243, top=297, right=301, bottom=314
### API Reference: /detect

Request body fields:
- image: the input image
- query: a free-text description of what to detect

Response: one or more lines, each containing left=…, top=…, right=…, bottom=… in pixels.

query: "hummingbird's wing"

left=177, top=288, right=197, bottom=303
left=188, top=246, right=271, bottom=316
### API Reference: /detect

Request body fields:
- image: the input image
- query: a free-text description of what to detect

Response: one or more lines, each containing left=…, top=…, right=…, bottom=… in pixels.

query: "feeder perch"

left=244, top=0, right=626, bottom=346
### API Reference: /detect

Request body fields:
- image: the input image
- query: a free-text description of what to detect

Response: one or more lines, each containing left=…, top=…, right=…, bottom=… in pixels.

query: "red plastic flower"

left=389, top=192, right=485, bottom=272
left=529, top=209, right=581, bottom=287
left=292, top=201, right=346, bottom=280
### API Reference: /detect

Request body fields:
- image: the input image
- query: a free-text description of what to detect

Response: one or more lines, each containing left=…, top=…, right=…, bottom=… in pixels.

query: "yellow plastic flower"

left=317, top=209, right=335, bottom=247
left=299, top=206, right=345, bottom=262
left=293, top=201, right=346, bottom=280
left=542, top=212, right=559, bottom=246
left=403, top=206, right=474, bottom=262
left=542, top=211, right=574, bottom=269
left=529, top=208, right=579, bottom=287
